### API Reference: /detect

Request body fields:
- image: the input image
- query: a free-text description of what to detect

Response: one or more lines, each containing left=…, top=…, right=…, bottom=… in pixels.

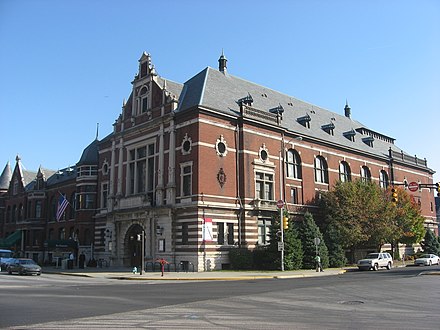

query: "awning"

left=44, top=239, right=78, bottom=249
left=0, top=230, right=22, bottom=248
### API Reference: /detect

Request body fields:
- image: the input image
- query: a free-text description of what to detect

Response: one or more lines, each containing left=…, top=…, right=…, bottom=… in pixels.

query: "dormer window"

left=322, top=123, right=335, bottom=136
left=343, top=129, right=356, bottom=142
left=297, top=114, right=311, bottom=129
left=362, top=136, right=374, bottom=147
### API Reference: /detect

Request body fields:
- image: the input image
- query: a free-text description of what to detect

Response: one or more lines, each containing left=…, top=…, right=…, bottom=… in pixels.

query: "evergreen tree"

left=421, top=229, right=440, bottom=255
left=296, top=212, right=329, bottom=269
left=324, top=222, right=347, bottom=267
left=283, top=218, right=303, bottom=270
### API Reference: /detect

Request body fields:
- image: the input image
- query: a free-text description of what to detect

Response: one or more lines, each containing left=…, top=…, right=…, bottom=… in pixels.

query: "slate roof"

left=177, top=67, right=409, bottom=161
left=45, top=166, right=76, bottom=186
left=77, top=139, right=99, bottom=166
left=0, top=161, right=12, bottom=190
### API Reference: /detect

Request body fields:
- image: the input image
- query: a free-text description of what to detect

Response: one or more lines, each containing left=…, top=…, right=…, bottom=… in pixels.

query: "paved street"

left=1, top=265, right=439, bottom=329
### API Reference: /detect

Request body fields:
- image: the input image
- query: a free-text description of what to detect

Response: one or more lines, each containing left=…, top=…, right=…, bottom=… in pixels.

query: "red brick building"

left=95, top=52, right=437, bottom=270
left=0, top=52, right=437, bottom=270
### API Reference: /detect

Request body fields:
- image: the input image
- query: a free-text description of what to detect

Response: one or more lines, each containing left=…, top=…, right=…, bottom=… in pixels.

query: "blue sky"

left=1, top=0, right=439, bottom=183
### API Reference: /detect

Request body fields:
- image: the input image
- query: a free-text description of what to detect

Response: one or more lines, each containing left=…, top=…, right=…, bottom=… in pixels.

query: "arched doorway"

left=125, top=224, right=145, bottom=268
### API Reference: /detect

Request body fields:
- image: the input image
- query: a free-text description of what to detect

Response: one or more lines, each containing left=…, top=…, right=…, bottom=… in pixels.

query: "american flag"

left=56, top=194, right=69, bottom=221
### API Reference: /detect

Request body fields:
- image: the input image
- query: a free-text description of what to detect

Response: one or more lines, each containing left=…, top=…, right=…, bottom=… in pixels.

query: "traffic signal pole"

left=280, top=205, right=284, bottom=272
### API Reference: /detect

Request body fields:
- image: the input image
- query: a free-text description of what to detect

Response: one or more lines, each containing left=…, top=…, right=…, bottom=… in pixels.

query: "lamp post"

left=278, top=134, right=302, bottom=272
left=139, top=230, right=145, bottom=275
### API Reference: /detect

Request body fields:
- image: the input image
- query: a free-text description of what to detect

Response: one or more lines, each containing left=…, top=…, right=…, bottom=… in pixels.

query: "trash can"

left=67, top=259, right=73, bottom=269
left=61, top=259, right=68, bottom=270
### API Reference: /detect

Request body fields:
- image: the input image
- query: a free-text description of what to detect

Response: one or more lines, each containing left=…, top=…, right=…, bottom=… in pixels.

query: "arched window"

left=286, top=149, right=302, bottom=179
left=314, top=156, right=328, bottom=184
left=379, top=170, right=389, bottom=188
left=360, top=166, right=371, bottom=182
left=339, top=161, right=351, bottom=182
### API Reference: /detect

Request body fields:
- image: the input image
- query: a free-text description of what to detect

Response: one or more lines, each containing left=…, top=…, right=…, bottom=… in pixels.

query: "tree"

left=283, top=217, right=303, bottom=270
left=319, top=180, right=426, bottom=255
left=323, top=222, right=347, bottom=267
left=389, top=187, right=426, bottom=247
left=421, top=229, right=440, bottom=255
left=320, top=180, right=391, bottom=250
left=267, top=213, right=303, bottom=270
left=296, top=212, right=328, bottom=269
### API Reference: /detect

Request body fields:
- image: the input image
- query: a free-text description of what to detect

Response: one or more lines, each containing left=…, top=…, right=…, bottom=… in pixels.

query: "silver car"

left=7, top=258, right=42, bottom=275
left=357, top=252, right=393, bottom=271
left=414, top=254, right=440, bottom=266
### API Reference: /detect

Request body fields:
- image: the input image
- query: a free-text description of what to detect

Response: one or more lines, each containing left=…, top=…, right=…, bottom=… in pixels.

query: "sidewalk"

left=42, top=266, right=348, bottom=281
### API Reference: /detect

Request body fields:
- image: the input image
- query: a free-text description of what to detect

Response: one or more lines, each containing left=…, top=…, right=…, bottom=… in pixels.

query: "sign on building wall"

left=203, top=218, right=213, bottom=242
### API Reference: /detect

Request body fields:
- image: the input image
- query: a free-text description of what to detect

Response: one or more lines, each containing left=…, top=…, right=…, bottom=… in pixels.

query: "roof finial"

left=96, top=123, right=99, bottom=140
left=218, top=49, right=227, bottom=74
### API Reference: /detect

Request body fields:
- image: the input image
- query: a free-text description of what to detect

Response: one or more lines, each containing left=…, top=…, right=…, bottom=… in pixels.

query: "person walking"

left=315, top=254, right=323, bottom=272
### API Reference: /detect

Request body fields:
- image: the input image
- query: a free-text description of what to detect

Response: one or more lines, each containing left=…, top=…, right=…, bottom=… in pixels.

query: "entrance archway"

left=125, top=224, right=144, bottom=268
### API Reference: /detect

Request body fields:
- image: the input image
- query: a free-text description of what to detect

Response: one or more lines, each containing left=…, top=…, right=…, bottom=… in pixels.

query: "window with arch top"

left=360, top=166, right=371, bottom=182
left=286, top=149, right=302, bottom=179
left=314, top=156, right=328, bottom=184
left=339, top=161, right=351, bottom=182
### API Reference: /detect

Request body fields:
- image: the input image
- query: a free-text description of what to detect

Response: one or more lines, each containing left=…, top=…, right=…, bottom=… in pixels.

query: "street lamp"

left=278, top=134, right=303, bottom=271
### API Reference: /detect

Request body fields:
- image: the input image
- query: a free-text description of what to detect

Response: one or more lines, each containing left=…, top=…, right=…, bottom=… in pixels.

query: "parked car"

left=357, top=252, right=393, bottom=271
left=7, top=258, right=42, bottom=275
left=414, top=254, right=440, bottom=266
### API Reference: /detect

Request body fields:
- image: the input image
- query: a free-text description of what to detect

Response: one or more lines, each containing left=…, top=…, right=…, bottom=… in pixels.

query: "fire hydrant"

left=132, top=266, right=138, bottom=274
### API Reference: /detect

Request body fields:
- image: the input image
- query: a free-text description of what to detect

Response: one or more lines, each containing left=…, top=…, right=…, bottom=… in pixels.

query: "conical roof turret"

left=0, top=161, right=12, bottom=191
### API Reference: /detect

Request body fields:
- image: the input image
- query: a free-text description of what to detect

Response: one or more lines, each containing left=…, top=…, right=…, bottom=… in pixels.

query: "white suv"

left=357, top=252, right=393, bottom=271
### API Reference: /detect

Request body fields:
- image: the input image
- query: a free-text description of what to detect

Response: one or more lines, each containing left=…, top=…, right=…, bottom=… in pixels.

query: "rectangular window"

left=85, top=194, right=95, bottom=209
left=142, top=97, right=149, bottom=113
left=290, top=187, right=298, bottom=204
left=128, top=143, right=155, bottom=195
left=181, top=163, right=192, bottom=197
left=35, top=201, right=41, bottom=218
left=255, top=172, right=274, bottom=200
left=217, top=222, right=225, bottom=244
left=258, top=219, right=272, bottom=245
left=101, top=183, right=108, bottom=208
left=227, top=223, right=234, bottom=245
left=158, top=239, right=165, bottom=252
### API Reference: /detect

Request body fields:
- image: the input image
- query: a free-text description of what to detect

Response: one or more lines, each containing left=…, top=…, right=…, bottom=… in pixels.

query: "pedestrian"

left=156, top=258, right=169, bottom=276
left=315, top=254, right=323, bottom=272
left=79, top=252, right=86, bottom=269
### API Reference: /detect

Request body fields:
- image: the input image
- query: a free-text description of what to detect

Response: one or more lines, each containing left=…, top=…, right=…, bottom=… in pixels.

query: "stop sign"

left=276, top=200, right=284, bottom=209
left=408, top=182, right=419, bottom=192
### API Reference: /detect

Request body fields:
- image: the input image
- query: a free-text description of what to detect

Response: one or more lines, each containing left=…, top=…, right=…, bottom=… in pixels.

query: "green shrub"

left=229, top=248, right=253, bottom=270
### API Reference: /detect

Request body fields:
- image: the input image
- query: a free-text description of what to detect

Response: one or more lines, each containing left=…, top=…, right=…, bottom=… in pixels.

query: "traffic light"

left=283, top=216, right=289, bottom=230
left=437, top=183, right=440, bottom=197
left=391, top=188, right=398, bottom=205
